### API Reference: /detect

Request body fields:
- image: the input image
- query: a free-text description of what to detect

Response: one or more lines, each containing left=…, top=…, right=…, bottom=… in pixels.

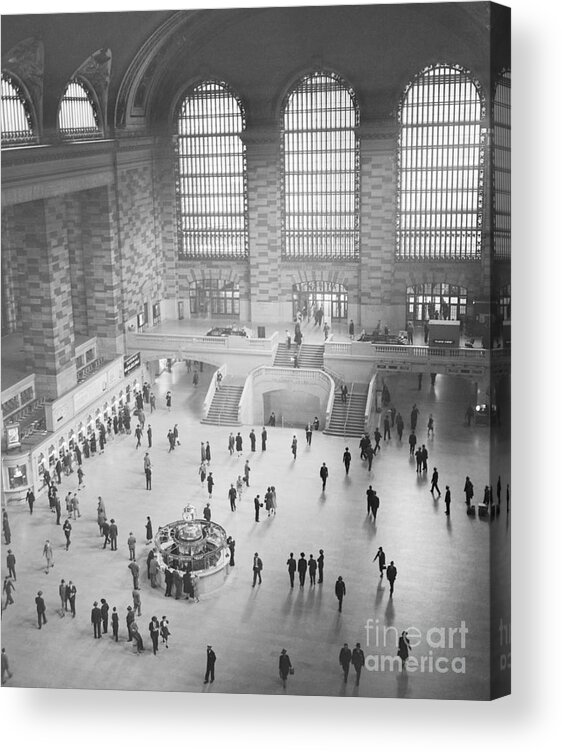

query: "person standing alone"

left=204, top=645, right=216, bottom=683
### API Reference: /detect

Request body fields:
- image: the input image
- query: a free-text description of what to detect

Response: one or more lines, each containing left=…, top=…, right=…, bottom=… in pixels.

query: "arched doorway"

left=406, top=283, right=467, bottom=324
left=292, top=281, right=348, bottom=322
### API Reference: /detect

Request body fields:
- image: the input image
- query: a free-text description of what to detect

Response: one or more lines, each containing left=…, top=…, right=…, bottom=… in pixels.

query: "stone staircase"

left=273, top=343, right=324, bottom=368
left=201, top=384, right=243, bottom=426
left=324, top=389, right=368, bottom=437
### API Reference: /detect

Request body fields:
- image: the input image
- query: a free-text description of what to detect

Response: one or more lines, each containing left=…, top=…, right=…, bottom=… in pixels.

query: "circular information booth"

left=153, top=505, right=230, bottom=595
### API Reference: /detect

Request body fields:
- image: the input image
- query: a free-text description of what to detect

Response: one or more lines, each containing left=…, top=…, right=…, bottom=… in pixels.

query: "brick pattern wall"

left=80, top=186, right=122, bottom=344
left=65, top=192, right=88, bottom=337
left=15, top=198, right=75, bottom=375
left=1, top=205, right=21, bottom=334
left=116, top=163, right=164, bottom=319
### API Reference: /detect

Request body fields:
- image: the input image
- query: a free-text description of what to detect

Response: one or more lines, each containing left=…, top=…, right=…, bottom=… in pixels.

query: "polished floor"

left=1, top=355, right=510, bottom=699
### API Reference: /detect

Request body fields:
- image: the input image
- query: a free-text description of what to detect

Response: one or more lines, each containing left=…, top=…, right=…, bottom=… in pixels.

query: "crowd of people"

left=1, top=357, right=506, bottom=691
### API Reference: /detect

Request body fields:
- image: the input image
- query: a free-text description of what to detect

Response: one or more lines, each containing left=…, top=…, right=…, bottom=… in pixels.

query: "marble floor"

left=1, top=359, right=510, bottom=699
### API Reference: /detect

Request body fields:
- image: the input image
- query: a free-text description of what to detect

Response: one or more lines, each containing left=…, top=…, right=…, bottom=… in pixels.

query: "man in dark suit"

left=317, top=549, right=324, bottom=584
left=252, top=553, right=263, bottom=586
left=204, top=645, right=216, bottom=683
left=339, top=643, right=352, bottom=683
left=342, top=447, right=351, bottom=475
left=35, top=590, right=47, bottom=629
left=297, top=552, right=307, bottom=588
left=286, top=553, right=296, bottom=587
left=320, top=462, right=329, bottom=491
left=351, top=643, right=365, bottom=686
left=335, top=576, right=346, bottom=612
left=100, top=598, right=110, bottom=633
left=386, top=561, right=397, bottom=596
left=91, top=601, right=102, bottom=638
left=444, top=485, right=451, bottom=515
left=126, top=605, right=135, bottom=641
left=108, top=519, right=118, bottom=550
left=261, top=427, right=267, bottom=451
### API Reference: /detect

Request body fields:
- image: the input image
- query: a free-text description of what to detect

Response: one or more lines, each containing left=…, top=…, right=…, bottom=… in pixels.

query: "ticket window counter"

left=2, top=455, right=32, bottom=501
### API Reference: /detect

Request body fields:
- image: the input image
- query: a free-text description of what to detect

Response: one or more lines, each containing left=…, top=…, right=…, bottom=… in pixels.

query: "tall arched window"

left=1, top=72, right=36, bottom=146
left=493, top=70, right=510, bottom=260
left=282, top=72, right=359, bottom=260
left=57, top=79, right=102, bottom=140
left=397, top=64, right=485, bottom=260
left=175, top=81, right=248, bottom=259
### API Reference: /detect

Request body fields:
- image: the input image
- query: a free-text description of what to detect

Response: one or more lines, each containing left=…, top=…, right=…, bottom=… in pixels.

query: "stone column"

left=243, top=124, right=281, bottom=324
left=16, top=198, right=76, bottom=397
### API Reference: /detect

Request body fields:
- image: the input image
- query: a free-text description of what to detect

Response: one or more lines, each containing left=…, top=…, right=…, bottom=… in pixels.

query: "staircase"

left=273, top=343, right=324, bottom=368
left=201, top=385, right=243, bottom=426
left=324, top=389, right=368, bottom=437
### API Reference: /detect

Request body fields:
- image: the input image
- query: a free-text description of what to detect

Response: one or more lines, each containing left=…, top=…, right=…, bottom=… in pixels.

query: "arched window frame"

left=396, top=63, right=486, bottom=261
left=281, top=71, right=360, bottom=261
left=57, top=77, right=102, bottom=141
left=492, top=69, right=510, bottom=260
left=1, top=70, right=37, bottom=146
left=174, top=80, right=249, bottom=260
left=406, top=283, right=468, bottom=323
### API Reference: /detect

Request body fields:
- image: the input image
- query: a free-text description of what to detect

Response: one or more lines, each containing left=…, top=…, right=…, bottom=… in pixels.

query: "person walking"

left=1, top=648, right=13, bottom=684
left=160, top=616, right=171, bottom=648
left=278, top=648, right=293, bottom=689
left=349, top=319, right=355, bottom=340
left=149, top=616, right=160, bottom=655
left=398, top=631, right=412, bottom=670
left=343, top=447, right=351, bottom=475
left=35, top=590, right=47, bottom=629
left=58, top=578, right=67, bottom=616
left=149, top=556, right=160, bottom=588
left=26, top=487, right=35, bottom=515
left=410, top=404, right=420, bottom=430
left=297, top=553, right=307, bottom=588
left=305, top=423, right=312, bottom=446
left=135, top=424, right=142, bottom=449
left=3, top=576, right=15, bottom=609
left=111, top=607, right=119, bottom=641
left=204, top=645, right=216, bottom=683
left=320, top=462, right=329, bottom=491
left=244, top=460, right=251, bottom=487
left=373, top=427, right=382, bottom=455
left=205, top=441, right=211, bottom=465
left=383, top=414, right=391, bottom=441
left=308, top=554, right=317, bottom=586
left=228, top=483, right=237, bottom=511
left=427, top=414, right=434, bottom=437
left=203, top=503, right=212, bottom=523
left=373, top=546, right=386, bottom=578
left=43, top=539, right=54, bottom=573
left=335, top=575, right=346, bottom=612
left=128, top=532, right=137, bottom=561
left=207, top=472, right=214, bottom=499
left=6, top=549, right=16, bottom=580
left=430, top=467, right=441, bottom=496
left=165, top=391, right=172, bottom=411
left=144, top=453, right=152, bottom=490
left=287, top=553, right=296, bottom=587
left=396, top=413, right=404, bottom=441
left=261, top=427, right=267, bottom=451
left=444, top=486, right=451, bottom=515
left=386, top=561, right=397, bottom=596
left=173, top=424, right=180, bottom=447
left=235, top=432, right=243, bottom=456
left=100, top=598, right=110, bottom=634
left=91, top=602, right=102, bottom=639
left=147, top=424, right=152, bottom=448
left=252, top=552, right=263, bottom=586
left=421, top=444, right=428, bottom=473
left=236, top=475, right=244, bottom=502
left=371, top=490, right=380, bottom=520
left=351, top=643, right=365, bottom=686
left=317, top=549, right=324, bottom=584
left=67, top=582, right=77, bottom=617
left=339, top=643, right=352, bottom=683
left=199, top=461, right=207, bottom=486
left=291, top=435, right=298, bottom=460
left=249, top=429, right=256, bottom=452
left=408, top=430, right=417, bottom=456
left=146, top=516, right=153, bottom=543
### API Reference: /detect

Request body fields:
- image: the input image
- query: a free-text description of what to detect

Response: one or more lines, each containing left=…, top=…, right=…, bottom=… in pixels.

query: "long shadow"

left=384, top=597, right=395, bottom=625
left=396, top=671, right=410, bottom=698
